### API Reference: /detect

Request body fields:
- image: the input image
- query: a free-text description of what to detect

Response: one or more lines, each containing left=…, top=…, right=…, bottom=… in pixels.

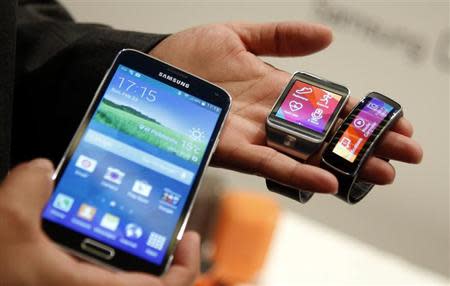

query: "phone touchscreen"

left=42, top=64, right=222, bottom=266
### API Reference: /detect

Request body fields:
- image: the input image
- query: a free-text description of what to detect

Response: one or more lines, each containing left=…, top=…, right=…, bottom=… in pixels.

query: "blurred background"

left=61, top=0, right=449, bottom=285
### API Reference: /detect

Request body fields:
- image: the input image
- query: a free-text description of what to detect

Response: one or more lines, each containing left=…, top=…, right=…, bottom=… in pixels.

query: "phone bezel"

left=267, top=71, right=350, bottom=143
left=322, top=92, right=402, bottom=176
left=42, top=49, right=231, bottom=275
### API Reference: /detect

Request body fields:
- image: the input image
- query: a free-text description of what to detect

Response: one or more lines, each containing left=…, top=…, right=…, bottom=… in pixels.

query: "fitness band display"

left=266, top=72, right=350, bottom=203
left=321, top=92, right=403, bottom=204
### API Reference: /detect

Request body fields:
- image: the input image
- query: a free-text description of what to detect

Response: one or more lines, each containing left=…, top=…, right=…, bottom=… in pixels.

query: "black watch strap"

left=265, top=179, right=314, bottom=203
left=264, top=151, right=314, bottom=204
left=321, top=162, right=374, bottom=204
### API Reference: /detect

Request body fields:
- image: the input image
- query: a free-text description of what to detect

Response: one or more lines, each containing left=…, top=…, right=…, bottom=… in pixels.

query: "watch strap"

left=265, top=179, right=314, bottom=203
left=348, top=181, right=374, bottom=203
left=321, top=162, right=374, bottom=204
left=264, top=128, right=316, bottom=203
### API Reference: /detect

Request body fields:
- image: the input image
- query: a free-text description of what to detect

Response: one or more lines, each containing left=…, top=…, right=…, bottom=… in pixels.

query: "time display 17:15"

left=117, top=77, right=157, bottom=103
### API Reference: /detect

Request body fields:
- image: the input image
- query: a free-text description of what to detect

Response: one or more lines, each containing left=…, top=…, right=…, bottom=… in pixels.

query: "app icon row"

left=74, top=154, right=182, bottom=208
left=75, top=154, right=176, bottom=201
left=52, top=193, right=167, bottom=251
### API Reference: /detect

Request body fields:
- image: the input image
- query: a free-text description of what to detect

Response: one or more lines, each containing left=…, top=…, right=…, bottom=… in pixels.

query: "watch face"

left=323, top=92, right=402, bottom=175
left=332, top=97, right=394, bottom=162
left=269, top=72, right=349, bottom=140
left=274, top=80, right=343, bottom=134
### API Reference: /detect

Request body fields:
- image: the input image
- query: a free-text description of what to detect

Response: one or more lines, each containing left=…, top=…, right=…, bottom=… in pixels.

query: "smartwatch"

left=321, top=92, right=403, bottom=204
left=266, top=72, right=350, bottom=203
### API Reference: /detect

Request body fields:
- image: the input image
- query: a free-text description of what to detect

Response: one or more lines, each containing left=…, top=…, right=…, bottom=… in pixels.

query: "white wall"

left=60, top=0, right=449, bottom=281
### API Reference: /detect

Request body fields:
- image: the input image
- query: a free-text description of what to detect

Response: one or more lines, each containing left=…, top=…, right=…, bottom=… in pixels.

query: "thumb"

left=1, top=158, right=54, bottom=219
left=162, top=231, right=201, bottom=286
left=228, top=21, right=333, bottom=57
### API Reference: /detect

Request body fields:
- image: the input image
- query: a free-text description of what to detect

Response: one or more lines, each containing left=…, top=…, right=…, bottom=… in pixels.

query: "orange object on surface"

left=195, top=275, right=218, bottom=286
left=210, top=191, right=279, bottom=285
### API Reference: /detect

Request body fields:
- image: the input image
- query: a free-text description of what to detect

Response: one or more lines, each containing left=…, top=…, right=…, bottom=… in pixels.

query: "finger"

left=374, top=132, right=423, bottom=163
left=342, top=97, right=414, bottom=137
left=240, top=144, right=337, bottom=193
left=391, top=117, right=414, bottom=137
left=359, top=157, right=396, bottom=185
left=162, top=231, right=201, bottom=286
left=1, top=159, right=54, bottom=219
left=229, top=21, right=333, bottom=57
left=72, top=260, right=161, bottom=286
left=34, top=241, right=163, bottom=286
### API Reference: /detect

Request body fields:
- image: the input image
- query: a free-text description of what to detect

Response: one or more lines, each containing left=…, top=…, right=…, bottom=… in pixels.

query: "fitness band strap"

left=265, top=179, right=314, bottom=203
left=321, top=162, right=374, bottom=204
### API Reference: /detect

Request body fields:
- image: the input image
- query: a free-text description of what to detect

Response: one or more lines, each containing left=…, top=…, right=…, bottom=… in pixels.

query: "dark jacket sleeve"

left=12, top=0, right=168, bottom=165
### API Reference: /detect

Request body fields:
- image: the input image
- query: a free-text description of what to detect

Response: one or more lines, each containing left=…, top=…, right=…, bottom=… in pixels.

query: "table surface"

left=257, top=210, right=449, bottom=286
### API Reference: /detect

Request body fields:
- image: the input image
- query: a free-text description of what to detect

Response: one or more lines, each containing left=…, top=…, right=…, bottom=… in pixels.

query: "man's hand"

left=150, top=22, right=423, bottom=194
left=0, top=159, right=200, bottom=286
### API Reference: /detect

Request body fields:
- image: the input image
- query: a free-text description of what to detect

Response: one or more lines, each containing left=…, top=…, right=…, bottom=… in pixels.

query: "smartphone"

left=41, top=49, right=231, bottom=275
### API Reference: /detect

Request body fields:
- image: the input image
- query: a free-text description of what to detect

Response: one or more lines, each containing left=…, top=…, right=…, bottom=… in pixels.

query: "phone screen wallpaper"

left=42, top=65, right=221, bottom=265
left=332, top=97, right=393, bottom=162
left=275, top=80, right=342, bottom=134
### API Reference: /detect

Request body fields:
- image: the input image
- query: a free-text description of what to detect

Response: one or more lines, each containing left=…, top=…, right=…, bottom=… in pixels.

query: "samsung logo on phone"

left=158, top=72, right=190, bottom=88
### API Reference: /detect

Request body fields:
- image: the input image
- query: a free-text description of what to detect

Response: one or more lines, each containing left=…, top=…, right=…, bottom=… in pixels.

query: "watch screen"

left=275, top=80, right=343, bottom=134
left=332, top=97, right=394, bottom=162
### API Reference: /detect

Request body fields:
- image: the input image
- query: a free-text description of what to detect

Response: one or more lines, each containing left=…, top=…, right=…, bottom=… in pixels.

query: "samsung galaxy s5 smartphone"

left=41, top=49, right=231, bottom=275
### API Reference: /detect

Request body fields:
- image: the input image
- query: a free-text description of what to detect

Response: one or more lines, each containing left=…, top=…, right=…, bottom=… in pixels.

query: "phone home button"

left=81, top=238, right=115, bottom=260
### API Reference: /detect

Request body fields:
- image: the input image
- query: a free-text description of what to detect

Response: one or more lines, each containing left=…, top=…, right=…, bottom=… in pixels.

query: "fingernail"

left=330, top=185, right=339, bottom=194
left=189, top=231, right=201, bottom=245
left=329, top=185, right=338, bottom=194
left=29, top=158, right=54, bottom=173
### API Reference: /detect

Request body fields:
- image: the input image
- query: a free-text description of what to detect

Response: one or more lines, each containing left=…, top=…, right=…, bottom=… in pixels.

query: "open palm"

left=150, top=22, right=422, bottom=194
